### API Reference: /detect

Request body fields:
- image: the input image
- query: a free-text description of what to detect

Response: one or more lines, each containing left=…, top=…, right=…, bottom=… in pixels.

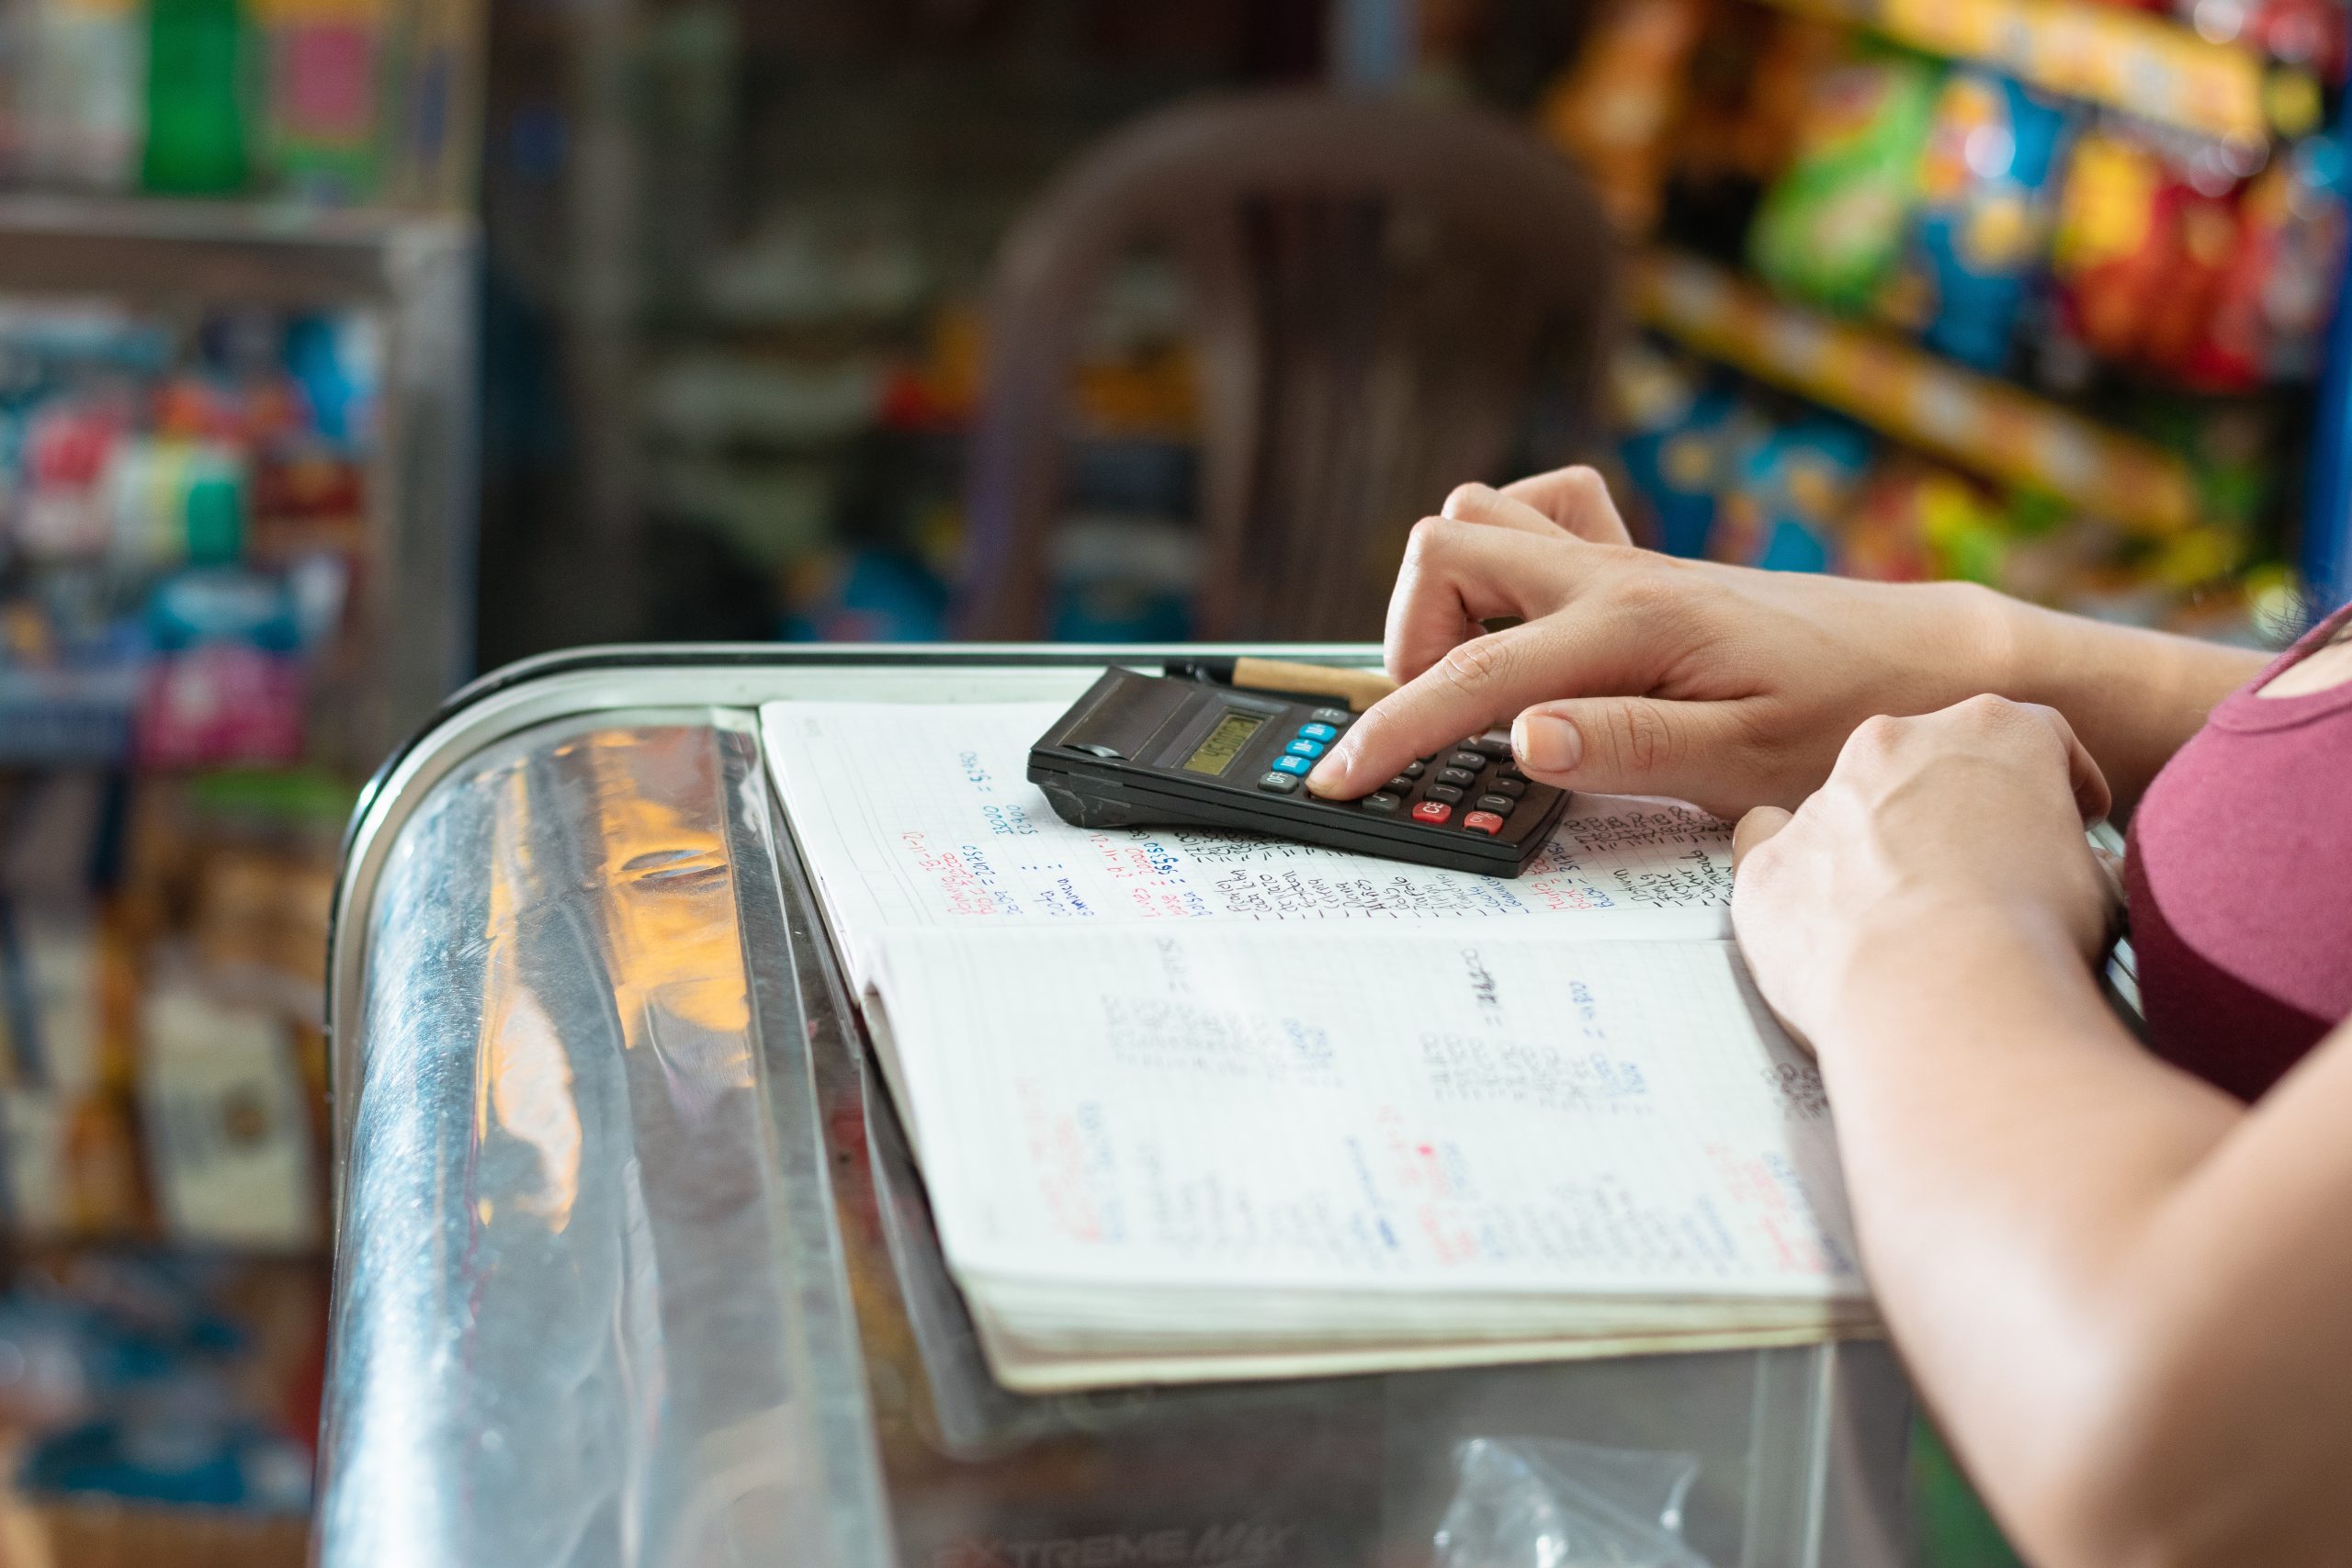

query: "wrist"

left=1939, top=581, right=2032, bottom=703
left=1810, top=899, right=2102, bottom=1060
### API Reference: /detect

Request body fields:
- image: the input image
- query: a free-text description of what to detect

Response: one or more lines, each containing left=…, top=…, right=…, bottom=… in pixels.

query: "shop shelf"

left=1763, top=0, right=2312, bottom=146
left=1633, top=250, right=2202, bottom=536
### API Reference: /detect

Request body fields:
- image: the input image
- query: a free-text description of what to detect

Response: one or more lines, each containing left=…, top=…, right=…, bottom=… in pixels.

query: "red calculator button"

left=1410, top=800, right=1452, bottom=825
left=1462, top=810, right=1504, bottom=835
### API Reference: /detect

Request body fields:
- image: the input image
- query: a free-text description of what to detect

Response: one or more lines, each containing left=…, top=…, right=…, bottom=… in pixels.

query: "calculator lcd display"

left=1182, top=710, right=1265, bottom=775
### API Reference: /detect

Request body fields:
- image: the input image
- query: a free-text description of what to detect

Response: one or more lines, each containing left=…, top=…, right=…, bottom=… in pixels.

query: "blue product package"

left=1619, top=382, right=1754, bottom=559
left=1715, top=416, right=1874, bottom=574
left=1905, top=72, right=2072, bottom=371
left=145, top=568, right=305, bottom=654
left=780, top=549, right=948, bottom=642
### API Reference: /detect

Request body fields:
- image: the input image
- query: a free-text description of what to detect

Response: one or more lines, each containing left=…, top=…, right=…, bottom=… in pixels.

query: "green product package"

left=1747, top=51, right=1943, bottom=314
left=142, top=0, right=251, bottom=193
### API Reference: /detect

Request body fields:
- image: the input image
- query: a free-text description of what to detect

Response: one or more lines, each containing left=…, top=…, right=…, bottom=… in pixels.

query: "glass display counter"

left=316, top=646, right=1915, bottom=1568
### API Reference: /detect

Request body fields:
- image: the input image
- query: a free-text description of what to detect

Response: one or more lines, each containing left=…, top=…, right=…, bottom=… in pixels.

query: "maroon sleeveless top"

left=2124, top=601, right=2352, bottom=1101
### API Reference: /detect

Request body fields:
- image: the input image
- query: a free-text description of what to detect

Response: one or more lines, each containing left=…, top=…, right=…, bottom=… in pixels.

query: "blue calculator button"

left=1284, top=738, right=1326, bottom=760
left=1271, top=753, right=1313, bottom=775
left=1298, top=722, right=1340, bottom=742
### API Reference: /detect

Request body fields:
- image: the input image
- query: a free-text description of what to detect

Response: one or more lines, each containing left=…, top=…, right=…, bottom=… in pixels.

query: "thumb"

left=1510, top=696, right=1760, bottom=816
left=1732, top=807, right=1793, bottom=871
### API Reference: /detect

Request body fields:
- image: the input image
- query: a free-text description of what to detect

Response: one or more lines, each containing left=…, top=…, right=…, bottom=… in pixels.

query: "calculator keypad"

left=1329, top=731, right=1541, bottom=837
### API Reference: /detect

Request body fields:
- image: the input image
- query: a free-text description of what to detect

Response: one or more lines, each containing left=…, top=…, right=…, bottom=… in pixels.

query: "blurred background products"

left=0, top=0, right=466, bottom=1553
left=0, top=0, right=449, bottom=202
left=0, top=0, right=2345, bottom=1561
left=469, top=0, right=2350, bottom=669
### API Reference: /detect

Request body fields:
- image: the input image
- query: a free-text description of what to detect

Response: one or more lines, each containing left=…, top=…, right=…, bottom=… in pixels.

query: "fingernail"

left=1513, top=714, right=1581, bottom=773
left=1306, top=750, right=1348, bottom=795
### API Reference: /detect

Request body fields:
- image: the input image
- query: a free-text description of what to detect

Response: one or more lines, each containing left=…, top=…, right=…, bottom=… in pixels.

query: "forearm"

left=1981, top=594, right=2264, bottom=813
left=1813, top=913, right=2246, bottom=1562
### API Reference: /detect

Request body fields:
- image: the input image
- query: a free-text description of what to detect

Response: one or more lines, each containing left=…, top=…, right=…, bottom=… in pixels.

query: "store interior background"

left=0, top=0, right=2345, bottom=1559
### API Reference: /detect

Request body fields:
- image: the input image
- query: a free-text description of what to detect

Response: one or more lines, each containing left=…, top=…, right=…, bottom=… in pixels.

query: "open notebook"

left=762, top=694, right=1874, bottom=1392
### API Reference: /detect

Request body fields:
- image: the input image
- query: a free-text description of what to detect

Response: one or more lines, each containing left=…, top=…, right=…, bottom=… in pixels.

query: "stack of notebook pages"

left=761, top=691, right=1875, bottom=1392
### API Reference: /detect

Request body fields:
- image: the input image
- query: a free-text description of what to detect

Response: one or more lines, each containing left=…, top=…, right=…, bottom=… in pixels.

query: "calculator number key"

left=1437, top=766, right=1476, bottom=788
left=1474, top=794, right=1515, bottom=817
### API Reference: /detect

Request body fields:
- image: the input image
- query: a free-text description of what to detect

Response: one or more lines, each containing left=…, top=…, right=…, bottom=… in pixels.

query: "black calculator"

left=1027, top=667, right=1570, bottom=876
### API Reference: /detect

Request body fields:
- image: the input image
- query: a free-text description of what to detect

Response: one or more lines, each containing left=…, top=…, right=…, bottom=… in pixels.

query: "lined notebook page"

left=875, top=924, right=1863, bottom=1302
left=761, top=701, right=1734, bottom=977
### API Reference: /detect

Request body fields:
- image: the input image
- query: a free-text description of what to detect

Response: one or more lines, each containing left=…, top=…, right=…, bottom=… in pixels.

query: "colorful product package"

left=1837, top=457, right=2058, bottom=592
left=1709, top=414, right=1874, bottom=573
left=1894, top=70, right=2075, bottom=370
left=137, top=564, right=308, bottom=768
left=2188, top=134, right=2351, bottom=388
left=1611, top=341, right=1763, bottom=559
left=20, top=0, right=144, bottom=191
left=2184, top=0, right=2350, bottom=86
left=254, top=0, right=387, bottom=202
left=1535, top=0, right=1709, bottom=236
left=2047, top=122, right=2241, bottom=382
left=1747, top=48, right=1943, bottom=313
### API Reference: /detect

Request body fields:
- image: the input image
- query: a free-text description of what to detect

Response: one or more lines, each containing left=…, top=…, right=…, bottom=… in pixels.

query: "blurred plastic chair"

left=956, top=88, right=1621, bottom=641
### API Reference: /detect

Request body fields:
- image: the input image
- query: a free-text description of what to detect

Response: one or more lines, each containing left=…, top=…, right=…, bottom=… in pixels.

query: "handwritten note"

left=874, top=925, right=1861, bottom=1303
left=761, top=702, right=1733, bottom=977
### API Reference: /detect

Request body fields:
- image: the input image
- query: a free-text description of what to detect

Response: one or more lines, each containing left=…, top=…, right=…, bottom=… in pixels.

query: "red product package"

left=2049, top=126, right=2239, bottom=378
left=2189, top=138, right=2352, bottom=388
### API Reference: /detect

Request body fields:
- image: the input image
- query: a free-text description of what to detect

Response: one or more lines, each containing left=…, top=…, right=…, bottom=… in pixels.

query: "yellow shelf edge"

left=1633, top=251, right=2201, bottom=537
left=1763, top=0, right=2300, bottom=145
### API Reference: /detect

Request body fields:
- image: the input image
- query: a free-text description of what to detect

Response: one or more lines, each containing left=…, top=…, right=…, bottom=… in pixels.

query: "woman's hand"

left=1729, top=695, right=2119, bottom=1053
left=1304, top=467, right=2019, bottom=818
left=1302, top=464, right=2262, bottom=818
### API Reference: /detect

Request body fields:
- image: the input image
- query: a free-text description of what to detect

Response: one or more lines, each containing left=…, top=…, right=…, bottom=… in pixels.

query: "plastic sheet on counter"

left=1432, top=1437, right=1711, bottom=1568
